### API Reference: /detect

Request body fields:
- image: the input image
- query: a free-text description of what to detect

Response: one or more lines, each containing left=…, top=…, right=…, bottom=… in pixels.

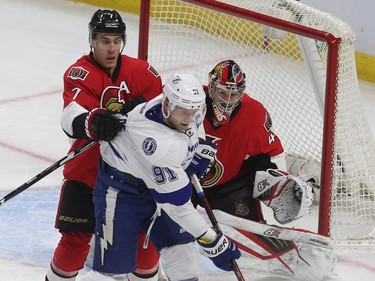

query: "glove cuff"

left=197, top=227, right=217, bottom=244
left=85, top=108, right=103, bottom=139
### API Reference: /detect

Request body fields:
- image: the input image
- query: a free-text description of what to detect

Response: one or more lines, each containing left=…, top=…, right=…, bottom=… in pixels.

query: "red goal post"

left=138, top=0, right=375, bottom=247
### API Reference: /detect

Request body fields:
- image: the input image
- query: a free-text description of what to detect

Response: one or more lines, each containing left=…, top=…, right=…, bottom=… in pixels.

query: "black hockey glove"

left=85, top=108, right=123, bottom=141
left=120, top=96, right=146, bottom=115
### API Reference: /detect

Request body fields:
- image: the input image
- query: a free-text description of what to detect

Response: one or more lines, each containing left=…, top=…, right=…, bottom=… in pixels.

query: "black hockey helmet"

left=89, top=9, right=126, bottom=44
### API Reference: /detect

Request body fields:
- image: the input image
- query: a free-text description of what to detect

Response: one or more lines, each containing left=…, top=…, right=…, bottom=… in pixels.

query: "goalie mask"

left=89, top=9, right=127, bottom=49
left=208, top=60, right=246, bottom=124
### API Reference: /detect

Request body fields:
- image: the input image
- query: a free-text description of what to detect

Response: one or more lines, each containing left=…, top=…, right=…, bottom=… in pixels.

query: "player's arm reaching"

left=60, top=66, right=147, bottom=142
left=59, top=71, right=119, bottom=142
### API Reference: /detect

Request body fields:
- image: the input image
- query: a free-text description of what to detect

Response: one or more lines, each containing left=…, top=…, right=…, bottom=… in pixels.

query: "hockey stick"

left=191, top=174, right=245, bottom=281
left=213, top=209, right=334, bottom=250
left=0, top=140, right=97, bottom=206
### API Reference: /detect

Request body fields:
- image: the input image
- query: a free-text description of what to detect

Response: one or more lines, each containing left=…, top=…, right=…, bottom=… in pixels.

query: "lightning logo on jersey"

left=100, top=187, right=118, bottom=266
left=143, top=137, right=157, bottom=155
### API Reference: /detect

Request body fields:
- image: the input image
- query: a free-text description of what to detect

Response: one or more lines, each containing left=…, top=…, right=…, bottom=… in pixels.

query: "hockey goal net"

left=138, top=0, right=375, bottom=247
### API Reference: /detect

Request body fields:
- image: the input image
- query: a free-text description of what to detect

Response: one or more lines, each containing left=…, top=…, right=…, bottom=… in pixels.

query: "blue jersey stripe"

left=149, top=183, right=192, bottom=206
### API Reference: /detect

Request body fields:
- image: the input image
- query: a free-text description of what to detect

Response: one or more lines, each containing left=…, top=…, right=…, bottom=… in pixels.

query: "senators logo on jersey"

left=234, top=200, right=250, bottom=217
left=100, top=82, right=131, bottom=113
left=201, top=159, right=224, bottom=188
left=201, top=134, right=224, bottom=187
left=67, top=67, right=89, bottom=80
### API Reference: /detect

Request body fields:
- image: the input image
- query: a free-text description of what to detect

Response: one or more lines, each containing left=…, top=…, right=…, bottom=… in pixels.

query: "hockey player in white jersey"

left=78, top=73, right=240, bottom=281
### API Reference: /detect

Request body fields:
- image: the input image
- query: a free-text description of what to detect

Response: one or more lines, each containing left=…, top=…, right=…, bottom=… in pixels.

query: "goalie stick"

left=191, top=174, right=245, bottom=281
left=0, top=140, right=97, bottom=206
left=213, top=209, right=334, bottom=250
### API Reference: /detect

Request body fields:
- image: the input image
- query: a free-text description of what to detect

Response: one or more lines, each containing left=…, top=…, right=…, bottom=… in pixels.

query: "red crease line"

left=0, top=90, right=61, bottom=105
left=0, top=140, right=56, bottom=163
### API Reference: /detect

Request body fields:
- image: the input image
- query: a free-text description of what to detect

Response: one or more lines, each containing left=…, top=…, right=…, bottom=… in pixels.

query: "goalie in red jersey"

left=161, top=60, right=335, bottom=281
left=201, top=59, right=288, bottom=221
left=46, top=9, right=164, bottom=281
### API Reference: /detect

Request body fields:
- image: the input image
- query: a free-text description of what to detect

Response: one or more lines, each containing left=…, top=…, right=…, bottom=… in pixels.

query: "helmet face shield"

left=208, top=60, right=246, bottom=122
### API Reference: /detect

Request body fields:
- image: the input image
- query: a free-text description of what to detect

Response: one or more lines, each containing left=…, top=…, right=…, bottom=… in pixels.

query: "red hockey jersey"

left=61, top=54, right=162, bottom=188
left=201, top=93, right=284, bottom=188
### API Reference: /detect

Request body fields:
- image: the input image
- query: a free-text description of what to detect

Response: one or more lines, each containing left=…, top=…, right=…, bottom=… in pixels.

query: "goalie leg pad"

left=215, top=211, right=336, bottom=281
left=253, top=169, right=314, bottom=224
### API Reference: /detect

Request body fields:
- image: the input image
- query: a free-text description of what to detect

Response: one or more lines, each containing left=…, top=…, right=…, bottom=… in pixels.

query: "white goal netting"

left=140, top=0, right=375, bottom=246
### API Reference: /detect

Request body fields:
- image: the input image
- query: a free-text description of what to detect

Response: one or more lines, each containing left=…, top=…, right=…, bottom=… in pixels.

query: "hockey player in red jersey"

left=200, top=59, right=286, bottom=220
left=194, top=60, right=334, bottom=280
left=46, top=9, right=163, bottom=281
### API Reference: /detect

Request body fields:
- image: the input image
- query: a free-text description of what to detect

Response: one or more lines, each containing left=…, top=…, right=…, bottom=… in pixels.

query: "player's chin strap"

left=253, top=169, right=314, bottom=224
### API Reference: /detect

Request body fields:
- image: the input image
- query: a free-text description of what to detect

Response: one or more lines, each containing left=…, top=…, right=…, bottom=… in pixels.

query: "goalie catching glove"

left=253, top=169, right=314, bottom=224
left=197, top=228, right=241, bottom=271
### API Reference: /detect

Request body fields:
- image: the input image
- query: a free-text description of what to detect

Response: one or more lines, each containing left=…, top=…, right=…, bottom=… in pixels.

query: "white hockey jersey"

left=100, top=95, right=210, bottom=238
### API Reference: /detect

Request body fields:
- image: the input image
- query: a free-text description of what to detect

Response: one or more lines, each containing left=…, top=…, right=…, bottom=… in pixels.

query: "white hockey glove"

left=253, top=169, right=314, bottom=224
